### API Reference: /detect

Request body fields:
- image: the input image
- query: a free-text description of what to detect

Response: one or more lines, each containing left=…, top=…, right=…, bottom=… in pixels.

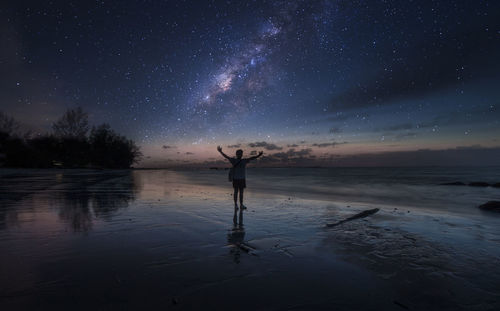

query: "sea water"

left=1, top=167, right=500, bottom=310
left=183, top=166, right=500, bottom=214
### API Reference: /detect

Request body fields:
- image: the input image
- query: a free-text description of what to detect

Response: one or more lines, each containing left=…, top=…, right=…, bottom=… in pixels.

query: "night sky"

left=2, top=0, right=500, bottom=167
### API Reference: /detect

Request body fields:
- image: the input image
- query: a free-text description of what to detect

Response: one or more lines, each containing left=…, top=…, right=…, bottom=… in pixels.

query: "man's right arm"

left=217, top=146, right=231, bottom=160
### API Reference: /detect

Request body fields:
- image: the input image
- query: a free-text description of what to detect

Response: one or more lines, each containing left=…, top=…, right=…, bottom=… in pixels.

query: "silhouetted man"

left=217, top=146, right=263, bottom=210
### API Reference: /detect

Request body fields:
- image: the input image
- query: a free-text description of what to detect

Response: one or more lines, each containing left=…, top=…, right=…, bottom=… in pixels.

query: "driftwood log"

left=326, top=208, right=380, bottom=227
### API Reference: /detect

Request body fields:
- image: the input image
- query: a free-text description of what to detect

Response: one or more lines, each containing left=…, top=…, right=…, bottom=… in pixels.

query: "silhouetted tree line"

left=0, top=108, right=141, bottom=168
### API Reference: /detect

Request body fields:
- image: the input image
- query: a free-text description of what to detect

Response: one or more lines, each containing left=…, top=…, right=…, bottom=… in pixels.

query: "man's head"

left=236, top=149, right=243, bottom=159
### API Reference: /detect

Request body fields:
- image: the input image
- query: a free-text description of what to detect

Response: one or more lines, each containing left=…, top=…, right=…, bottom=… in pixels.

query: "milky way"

left=183, top=4, right=302, bottom=136
left=185, top=18, right=283, bottom=132
left=1, top=0, right=500, bottom=167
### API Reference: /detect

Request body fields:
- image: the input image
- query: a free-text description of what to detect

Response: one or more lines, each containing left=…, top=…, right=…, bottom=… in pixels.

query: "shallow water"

left=1, top=168, right=499, bottom=310
left=184, top=166, right=500, bottom=214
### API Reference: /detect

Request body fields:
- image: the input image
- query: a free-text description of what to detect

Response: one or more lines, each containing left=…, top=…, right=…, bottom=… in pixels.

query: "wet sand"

left=1, top=169, right=499, bottom=310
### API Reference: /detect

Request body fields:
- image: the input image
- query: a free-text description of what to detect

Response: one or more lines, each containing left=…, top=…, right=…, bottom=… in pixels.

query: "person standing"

left=217, top=146, right=263, bottom=210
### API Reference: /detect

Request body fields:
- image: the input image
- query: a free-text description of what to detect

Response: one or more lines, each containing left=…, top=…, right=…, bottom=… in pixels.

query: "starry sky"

left=1, top=0, right=500, bottom=167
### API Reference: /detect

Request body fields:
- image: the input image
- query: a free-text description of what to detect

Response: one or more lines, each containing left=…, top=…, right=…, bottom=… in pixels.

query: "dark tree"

left=53, top=136, right=90, bottom=168
left=2, top=136, right=31, bottom=167
left=28, top=135, right=60, bottom=168
left=0, top=111, right=19, bottom=135
left=1, top=109, right=141, bottom=169
left=0, top=111, right=21, bottom=166
left=51, top=107, right=90, bottom=167
left=52, top=107, right=89, bottom=139
left=89, top=124, right=141, bottom=168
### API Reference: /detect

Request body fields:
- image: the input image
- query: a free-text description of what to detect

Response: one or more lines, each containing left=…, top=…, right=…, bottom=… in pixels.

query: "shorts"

left=232, top=179, right=246, bottom=189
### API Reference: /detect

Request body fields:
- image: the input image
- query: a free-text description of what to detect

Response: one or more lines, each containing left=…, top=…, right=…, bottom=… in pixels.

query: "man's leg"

left=239, top=187, right=244, bottom=208
left=233, top=187, right=239, bottom=208
left=238, top=208, right=243, bottom=225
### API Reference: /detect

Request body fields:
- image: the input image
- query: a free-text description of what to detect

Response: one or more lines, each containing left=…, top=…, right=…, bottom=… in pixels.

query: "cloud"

left=288, top=148, right=312, bottom=157
left=314, top=112, right=370, bottom=125
left=394, top=132, right=417, bottom=140
left=185, top=152, right=194, bottom=155
left=329, top=127, right=342, bottom=134
left=142, top=145, right=500, bottom=168
left=312, top=141, right=348, bottom=148
left=287, top=144, right=299, bottom=147
left=373, top=124, right=420, bottom=141
left=248, top=141, right=283, bottom=150
left=327, top=18, right=500, bottom=110
left=227, top=144, right=241, bottom=148
left=376, top=123, right=413, bottom=132
left=418, top=105, right=500, bottom=129
left=331, top=146, right=500, bottom=166
left=455, top=144, right=482, bottom=150
left=324, top=112, right=355, bottom=122
left=275, top=148, right=311, bottom=158
left=250, top=150, right=257, bottom=155
left=162, top=145, right=175, bottom=149
left=259, top=148, right=313, bottom=164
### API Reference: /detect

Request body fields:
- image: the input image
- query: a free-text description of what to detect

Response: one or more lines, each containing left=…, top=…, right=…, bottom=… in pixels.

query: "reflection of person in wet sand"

left=217, top=146, right=263, bottom=210
left=227, top=208, right=245, bottom=263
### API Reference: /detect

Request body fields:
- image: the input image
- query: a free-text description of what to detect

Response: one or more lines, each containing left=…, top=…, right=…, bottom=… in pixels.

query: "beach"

left=1, top=168, right=500, bottom=310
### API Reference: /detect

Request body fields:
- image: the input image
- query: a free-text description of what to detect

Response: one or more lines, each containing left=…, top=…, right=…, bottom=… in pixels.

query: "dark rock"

left=478, top=201, right=500, bottom=212
left=492, top=183, right=500, bottom=188
left=469, top=182, right=490, bottom=187
left=440, top=181, right=466, bottom=186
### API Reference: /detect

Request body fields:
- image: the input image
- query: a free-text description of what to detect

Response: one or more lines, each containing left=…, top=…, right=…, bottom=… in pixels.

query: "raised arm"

left=248, top=151, right=264, bottom=161
left=217, top=146, right=231, bottom=160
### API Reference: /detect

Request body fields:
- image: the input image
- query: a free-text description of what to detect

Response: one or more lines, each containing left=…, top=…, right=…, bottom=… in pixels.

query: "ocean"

left=181, top=166, right=500, bottom=214
left=1, top=167, right=499, bottom=310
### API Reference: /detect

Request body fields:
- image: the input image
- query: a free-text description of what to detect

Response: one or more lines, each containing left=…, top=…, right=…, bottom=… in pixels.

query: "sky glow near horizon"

left=1, top=1, right=500, bottom=167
